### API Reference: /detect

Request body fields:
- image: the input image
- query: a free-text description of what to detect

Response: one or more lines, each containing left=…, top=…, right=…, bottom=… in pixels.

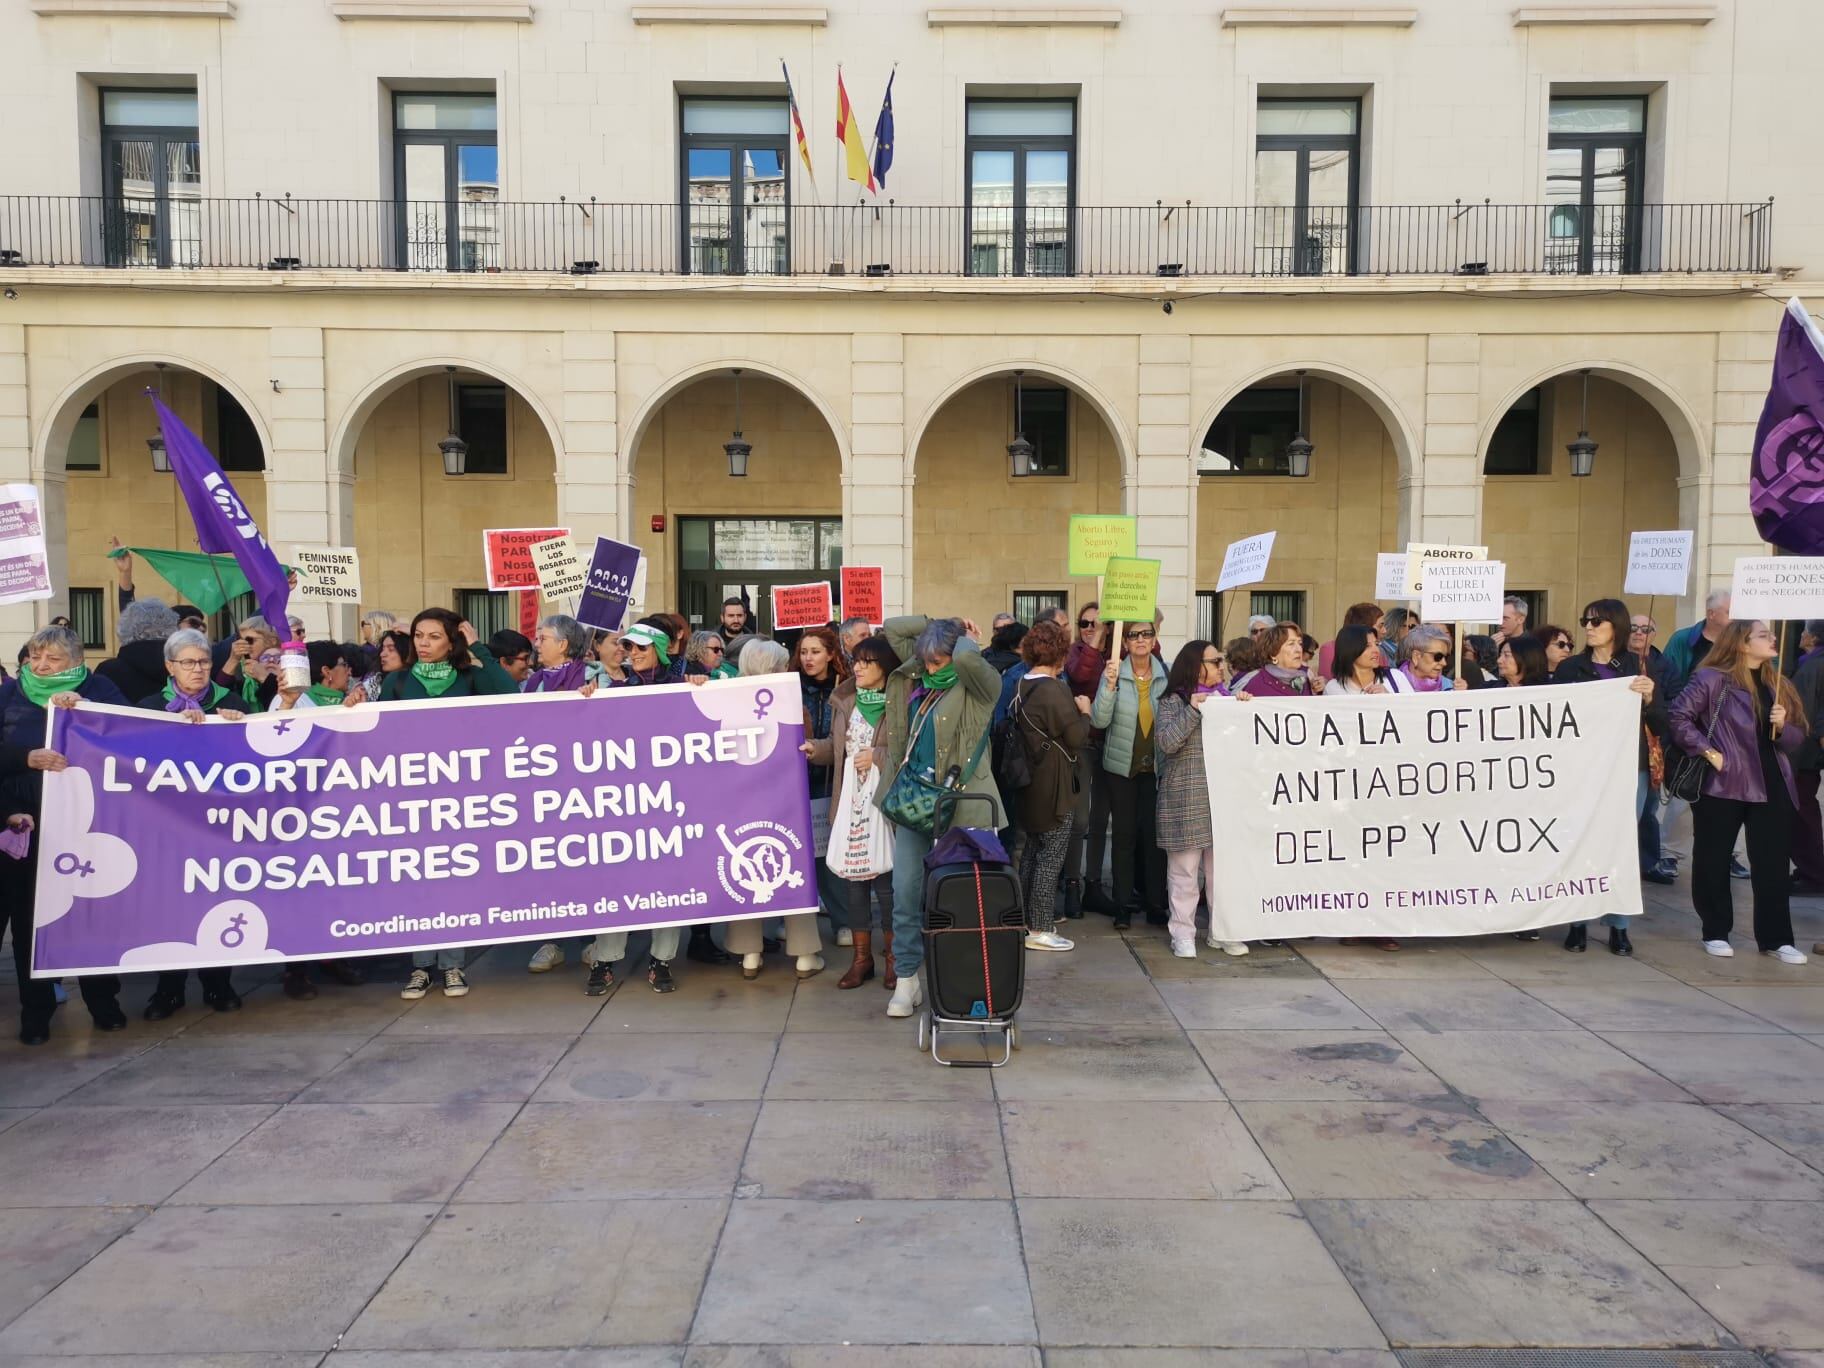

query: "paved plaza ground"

left=3, top=879, right=1824, bottom=1366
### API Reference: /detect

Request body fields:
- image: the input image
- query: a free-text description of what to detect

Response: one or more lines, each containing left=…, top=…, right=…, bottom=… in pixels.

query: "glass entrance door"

left=678, top=516, right=842, bottom=638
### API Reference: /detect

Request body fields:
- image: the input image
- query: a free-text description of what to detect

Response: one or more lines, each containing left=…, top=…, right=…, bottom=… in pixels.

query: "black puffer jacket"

left=94, top=639, right=170, bottom=706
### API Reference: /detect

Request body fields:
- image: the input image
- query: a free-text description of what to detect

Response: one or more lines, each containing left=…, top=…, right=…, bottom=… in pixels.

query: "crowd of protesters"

left=1, top=547, right=1817, bottom=1045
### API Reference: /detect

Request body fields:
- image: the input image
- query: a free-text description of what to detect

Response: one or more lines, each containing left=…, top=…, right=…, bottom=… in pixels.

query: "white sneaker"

left=400, top=968, right=431, bottom=1000
left=527, top=943, right=564, bottom=973
left=741, top=951, right=763, bottom=980
left=442, top=967, right=469, bottom=997
left=1170, top=938, right=1197, bottom=959
left=1025, top=931, right=1075, bottom=952
left=1702, top=939, right=1735, bottom=958
left=796, top=953, right=825, bottom=979
left=1206, top=935, right=1249, bottom=956
left=1766, top=945, right=1810, bottom=964
left=886, top=972, right=923, bottom=1018
left=836, top=927, right=854, bottom=947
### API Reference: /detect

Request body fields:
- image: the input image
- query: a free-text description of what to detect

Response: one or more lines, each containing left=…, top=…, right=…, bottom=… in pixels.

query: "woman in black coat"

left=0, top=625, right=129, bottom=1044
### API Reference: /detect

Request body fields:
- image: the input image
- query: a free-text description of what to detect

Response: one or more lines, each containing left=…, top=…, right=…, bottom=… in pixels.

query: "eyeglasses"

left=1629, top=625, right=1653, bottom=635
left=1422, top=651, right=1451, bottom=663
left=1202, top=655, right=1224, bottom=667
left=1078, top=620, right=1097, bottom=630
left=1579, top=617, right=1604, bottom=628
left=1125, top=629, right=1155, bottom=641
left=171, top=657, right=211, bottom=669
left=238, top=636, right=260, bottom=645
left=1551, top=639, right=1571, bottom=651
left=705, top=643, right=724, bottom=654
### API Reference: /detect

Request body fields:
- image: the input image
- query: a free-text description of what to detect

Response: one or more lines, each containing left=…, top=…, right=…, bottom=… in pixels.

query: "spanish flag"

left=835, top=69, right=876, bottom=193
left=781, top=60, right=814, bottom=182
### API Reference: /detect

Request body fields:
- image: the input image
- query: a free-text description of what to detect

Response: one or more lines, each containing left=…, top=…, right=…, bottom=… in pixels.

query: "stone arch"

left=33, top=354, right=274, bottom=475
left=907, top=359, right=1137, bottom=489
left=1475, top=360, right=1708, bottom=484
left=620, top=358, right=852, bottom=483
left=1188, top=360, right=1423, bottom=486
left=328, top=356, right=568, bottom=481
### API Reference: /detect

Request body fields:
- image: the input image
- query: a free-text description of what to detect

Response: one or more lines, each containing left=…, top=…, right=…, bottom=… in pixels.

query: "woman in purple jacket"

left=1668, top=620, right=1810, bottom=964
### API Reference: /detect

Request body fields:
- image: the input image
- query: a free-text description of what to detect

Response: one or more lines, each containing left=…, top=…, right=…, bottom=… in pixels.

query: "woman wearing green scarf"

left=369, top=608, right=515, bottom=1001
left=804, top=633, right=901, bottom=989
left=0, top=626, right=129, bottom=1044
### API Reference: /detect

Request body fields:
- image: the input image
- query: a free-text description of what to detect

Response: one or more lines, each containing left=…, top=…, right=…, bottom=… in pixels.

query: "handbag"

left=827, top=754, right=892, bottom=880
left=881, top=692, right=994, bottom=837
left=1666, top=688, right=1726, bottom=804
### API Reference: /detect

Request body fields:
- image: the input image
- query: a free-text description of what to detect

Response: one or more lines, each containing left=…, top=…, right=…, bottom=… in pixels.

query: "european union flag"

left=871, top=71, right=895, bottom=191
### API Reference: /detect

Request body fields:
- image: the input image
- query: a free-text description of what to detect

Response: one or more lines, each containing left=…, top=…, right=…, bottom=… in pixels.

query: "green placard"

left=1099, top=555, right=1160, bottom=622
left=1068, top=514, right=1138, bottom=577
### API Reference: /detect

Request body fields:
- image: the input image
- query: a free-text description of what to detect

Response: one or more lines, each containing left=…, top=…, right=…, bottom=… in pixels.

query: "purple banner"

left=31, top=674, right=815, bottom=976
left=575, top=536, right=641, bottom=634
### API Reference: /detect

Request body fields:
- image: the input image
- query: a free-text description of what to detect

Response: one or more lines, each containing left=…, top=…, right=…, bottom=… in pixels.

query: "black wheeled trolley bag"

left=917, top=792, right=1025, bottom=1066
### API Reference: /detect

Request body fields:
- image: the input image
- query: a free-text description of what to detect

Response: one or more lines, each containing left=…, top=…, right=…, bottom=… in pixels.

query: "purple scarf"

left=522, top=658, right=589, bottom=694
left=1398, top=663, right=1444, bottom=693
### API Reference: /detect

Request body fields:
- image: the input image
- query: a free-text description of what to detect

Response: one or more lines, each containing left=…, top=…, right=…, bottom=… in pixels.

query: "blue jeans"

left=891, top=823, right=934, bottom=976
left=413, top=947, right=463, bottom=970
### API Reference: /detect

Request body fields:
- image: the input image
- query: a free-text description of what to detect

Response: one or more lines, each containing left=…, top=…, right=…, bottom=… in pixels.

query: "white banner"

left=1730, top=556, right=1824, bottom=622
left=1216, top=532, right=1276, bottom=592
left=1624, top=531, right=1694, bottom=599
left=288, top=546, right=362, bottom=603
left=0, top=483, right=52, bottom=607
left=1404, top=542, right=1486, bottom=598
left=1374, top=552, right=1410, bottom=601
left=1422, top=559, right=1505, bottom=624
left=1200, top=679, right=1644, bottom=940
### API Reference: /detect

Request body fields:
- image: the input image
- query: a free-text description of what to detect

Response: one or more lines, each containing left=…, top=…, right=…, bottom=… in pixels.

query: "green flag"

left=108, top=546, right=262, bottom=614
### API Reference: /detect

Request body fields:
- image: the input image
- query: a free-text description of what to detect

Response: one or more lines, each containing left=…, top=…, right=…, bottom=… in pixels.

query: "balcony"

left=0, top=195, right=1774, bottom=280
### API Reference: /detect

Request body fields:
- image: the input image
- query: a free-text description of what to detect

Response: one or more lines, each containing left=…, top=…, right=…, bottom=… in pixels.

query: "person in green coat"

left=873, top=615, right=1001, bottom=1019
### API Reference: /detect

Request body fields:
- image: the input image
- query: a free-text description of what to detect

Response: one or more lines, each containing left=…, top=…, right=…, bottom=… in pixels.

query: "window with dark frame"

left=1254, top=97, right=1360, bottom=276
left=1012, top=590, right=1068, bottom=624
left=1195, top=590, right=1218, bottom=644
left=455, top=589, right=512, bottom=637
left=1484, top=386, right=1545, bottom=476
left=66, top=402, right=102, bottom=472
left=69, top=588, right=106, bottom=651
left=1199, top=387, right=1300, bottom=476
left=1509, top=589, right=1548, bottom=629
left=1546, top=95, right=1646, bottom=275
left=680, top=97, right=789, bottom=277
left=100, top=88, right=201, bottom=269
left=1250, top=590, right=1306, bottom=626
left=456, top=383, right=508, bottom=475
left=1021, top=387, right=1069, bottom=476
left=393, top=91, right=499, bottom=272
left=211, top=384, right=264, bottom=473
left=965, top=98, right=1075, bottom=278
left=210, top=590, right=257, bottom=645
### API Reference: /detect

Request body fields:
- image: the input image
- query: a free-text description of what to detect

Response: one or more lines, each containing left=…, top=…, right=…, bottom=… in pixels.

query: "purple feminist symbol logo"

left=219, top=913, right=248, bottom=948
left=273, top=719, right=292, bottom=735
left=53, top=851, right=96, bottom=878
left=753, top=687, right=774, bottom=720
left=1752, top=412, right=1824, bottom=520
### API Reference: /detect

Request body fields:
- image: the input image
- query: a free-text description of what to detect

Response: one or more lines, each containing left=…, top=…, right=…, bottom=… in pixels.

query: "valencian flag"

left=835, top=69, right=875, bottom=192
left=1750, top=297, right=1824, bottom=555
left=871, top=69, right=895, bottom=190
left=781, top=60, right=814, bottom=181
left=151, top=395, right=292, bottom=633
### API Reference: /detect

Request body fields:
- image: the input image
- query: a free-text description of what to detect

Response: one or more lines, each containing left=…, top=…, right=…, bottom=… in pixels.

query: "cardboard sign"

left=1100, top=556, right=1161, bottom=623
left=1624, top=531, right=1695, bottom=599
left=1374, top=552, right=1411, bottom=601
left=0, top=484, right=51, bottom=607
left=1216, top=532, right=1276, bottom=593
left=1068, top=515, right=1138, bottom=577
left=772, top=581, right=835, bottom=632
left=484, top=527, right=569, bottom=592
left=1729, top=556, right=1824, bottom=622
left=1422, top=560, right=1506, bottom=623
left=574, top=537, right=643, bottom=634
left=840, top=565, right=885, bottom=627
left=287, top=546, right=361, bottom=603
left=531, top=535, right=588, bottom=603
left=1405, top=543, right=1487, bottom=598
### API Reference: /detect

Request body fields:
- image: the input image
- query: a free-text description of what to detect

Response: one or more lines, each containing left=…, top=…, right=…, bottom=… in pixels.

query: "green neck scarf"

left=239, top=673, right=263, bottom=707
left=854, top=686, right=887, bottom=726
left=305, top=683, right=346, bottom=707
left=412, top=660, right=459, bottom=698
left=18, top=664, right=88, bottom=708
left=162, top=680, right=229, bottom=711
left=921, top=663, right=957, bottom=692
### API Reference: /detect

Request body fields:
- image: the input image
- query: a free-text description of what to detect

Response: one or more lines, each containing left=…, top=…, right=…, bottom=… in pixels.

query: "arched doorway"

left=1480, top=370, right=1683, bottom=631
left=44, top=362, right=269, bottom=656
left=911, top=370, right=1127, bottom=625
left=625, top=369, right=845, bottom=635
left=1194, top=371, right=1408, bottom=643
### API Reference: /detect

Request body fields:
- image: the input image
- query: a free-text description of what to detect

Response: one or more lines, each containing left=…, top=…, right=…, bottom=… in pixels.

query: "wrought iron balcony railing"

left=0, top=195, right=1773, bottom=278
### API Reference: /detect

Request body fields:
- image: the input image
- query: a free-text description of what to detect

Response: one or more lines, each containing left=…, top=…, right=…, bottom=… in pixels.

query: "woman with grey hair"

left=523, top=614, right=602, bottom=976
left=0, top=625, right=130, bottom=1043
left=684, top=630, right=727, bottom=678
left=216, top=614, right=280, bottom=711
left=95, top=596, right=181, bottom=703
left=722, top=638, right=826, bottom=980
left=1394, top=624, right=1466, bottom=694
left=715, top=632, right=756, bottom=679
left=874, top=615, right=1001, bottom=1018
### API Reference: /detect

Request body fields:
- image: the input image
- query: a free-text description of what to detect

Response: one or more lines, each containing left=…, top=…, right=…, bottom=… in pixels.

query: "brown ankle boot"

left=880, top=925, right=897, bottom=991
left=837, top=931, right=874, bottom=989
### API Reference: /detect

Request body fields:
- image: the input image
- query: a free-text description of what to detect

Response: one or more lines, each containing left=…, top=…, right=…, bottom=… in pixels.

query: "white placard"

left=287, top=546, right=361, bottom=603
left=1216, top=532, right=1276, bottom=593
left=1200, top=679, right=1644, bottom=941
left=1623, top=531, right=1695, bottom=599
left=1404, top=543, right=1487, bottom=598
left=531, top=535, right=588, bottom=603
left=1422, top=559, right=1506, bottom=623
left=0, top=484, right=52, bottom=607
left=1729, top=556, right=1824, bottom=621
left=1374, top=552, right=1410, bottom=601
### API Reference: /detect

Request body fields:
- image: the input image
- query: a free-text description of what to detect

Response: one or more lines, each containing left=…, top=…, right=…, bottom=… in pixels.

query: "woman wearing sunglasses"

left=1091, top=619, right=1169, bottom=931
left=1550, top=598, right=1666, bottom=955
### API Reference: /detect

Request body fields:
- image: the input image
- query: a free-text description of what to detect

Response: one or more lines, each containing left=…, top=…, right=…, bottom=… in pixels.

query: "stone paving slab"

left=1185, top=1030, right=1457, bottom=1103
left=0, top=1104, right=273, bottom=1207
left=60, top=1037, right=366, bottom=1106
left=1153, top=979, right=1378, bottom=1031
left=1293, top=943, right=1500, bottom=981
left=1332, top=979, right=1580, bottom=1032
left=1599, top=1030, right=1824, bottom=1104
left=1042, top=1354, right=1400, bottom=1367
left=456, top=1101, right=756, bottom=1201
left=1000, top=1099, right=1287, bottom=1199
left=1715, top=1102, right=1824, bottom=1171
left=297, top=1034, right=573, bottom=1104
left=532, top=1033, right=779, bottom=1102
left=740, top=1100, right=1009, bottom=1199
left=326, top=1352, right=682, bottom=1367
left=1522, top=981, right=1778, bottom=1033
left=1391, top=1029, right=1697, bottom=1104
left=1704, top=985, right=1824, bottom=1032
left=683, top=1348, right=1041, bottom=1367
left=986, top=1027, right=1222, bottom=1102
left=764, top=1029, right=992, bottom=1100
left=0, top=1207, right=144, bottom=1331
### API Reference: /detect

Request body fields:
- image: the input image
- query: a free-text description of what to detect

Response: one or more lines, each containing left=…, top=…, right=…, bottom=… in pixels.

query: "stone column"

left=560, top=329, right=619, bottom=545
left=850, top=332, right=909, bottom=615
left=262, top=328, right=341, bottom=636
left=1417, top=333, right=1483, bottom=544
left=0, top=323, right=40, bottom=651
left=1134, top=335, right=1192, bottom=641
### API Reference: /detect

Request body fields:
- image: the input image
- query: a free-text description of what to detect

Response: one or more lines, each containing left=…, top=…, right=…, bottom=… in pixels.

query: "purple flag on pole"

left=152, top=395, right=291, bottom=631
left=1750, top=297, right=1824, bottom=555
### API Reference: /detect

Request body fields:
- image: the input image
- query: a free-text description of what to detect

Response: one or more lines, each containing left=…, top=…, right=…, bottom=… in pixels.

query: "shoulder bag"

left=1666, top=685, right=1726, bottom=805
left=882, top=692, right=993, bottom=837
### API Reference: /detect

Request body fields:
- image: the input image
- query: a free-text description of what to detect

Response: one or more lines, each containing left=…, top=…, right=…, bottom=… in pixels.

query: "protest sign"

left=1422, top=560, right=1506, bottom=623
left=0, top=484, right=52, bottom=607
left=1623, top=531, right=1694, bottom=599
left=840, top=565, right=884, bottom=626
left=31, top=675, right=817, bottom=975
left=1068, top=515, right=1138, bottom=577
left=1199, top=679, right=1643, bottom=941
left=1729, top=556, right=1824, bottom=621
left=1216, top=532, right=1276, bottom=593
left=1404, top=543, right=1487, bottom=598
left=1374, top=552, right=1410, bottom=602
left=773, top=581, right=835, bottom=631
left=1100, top=556, right=1161, bottom=623
left=574, top=537, right=642, bottom=634
left=484, top=527, right=568, bottom=591
left=531, top=535, right=588, bottom=604
left=288, top=546, right=362, bottom=603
